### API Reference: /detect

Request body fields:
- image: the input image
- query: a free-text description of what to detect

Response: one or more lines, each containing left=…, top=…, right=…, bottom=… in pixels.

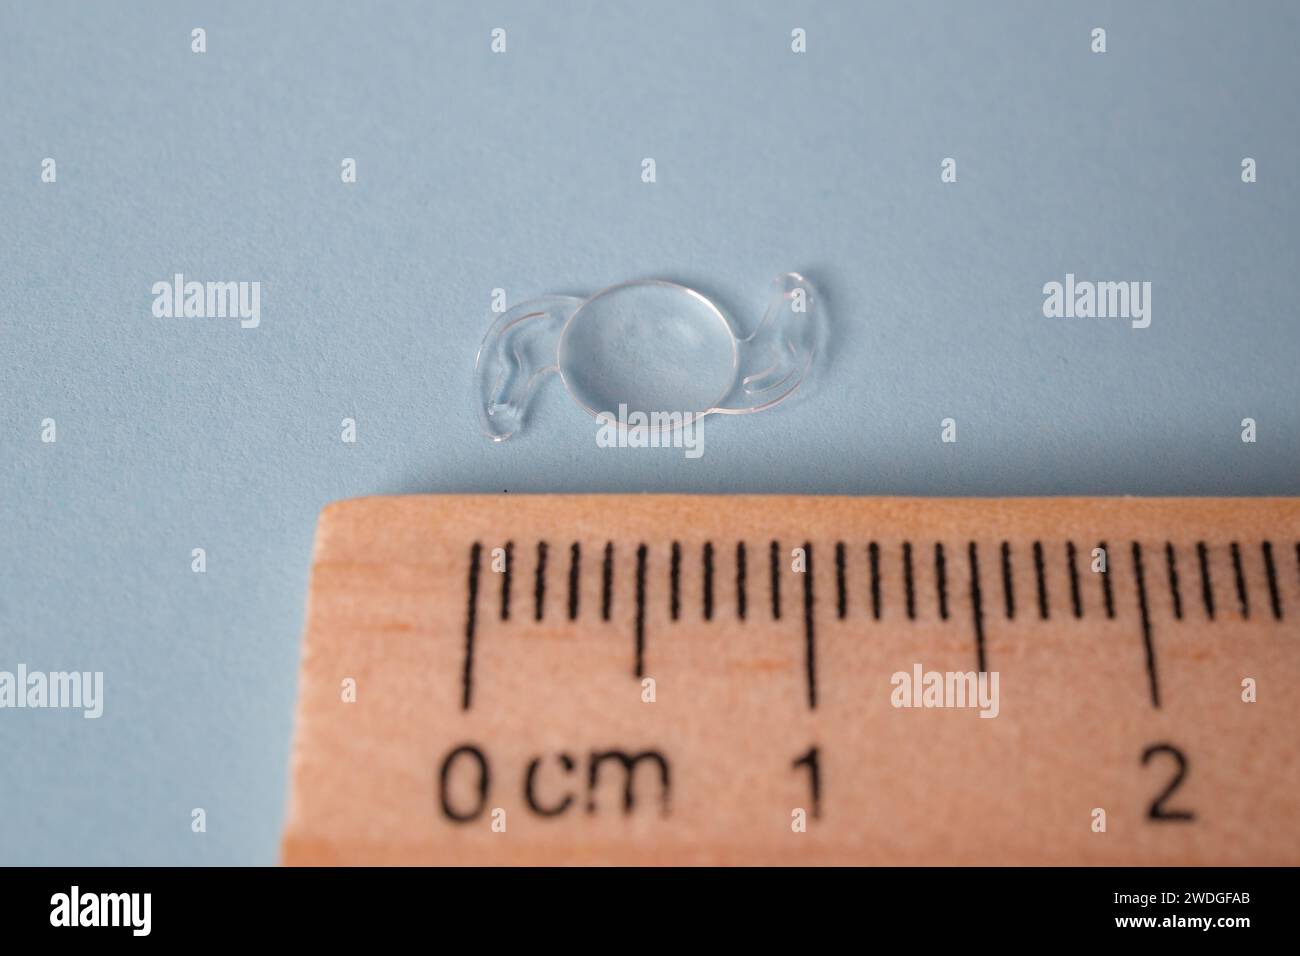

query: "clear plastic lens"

left=558, top=281, right=737, bottom=422
left=473, top=273, right=821, bottom=442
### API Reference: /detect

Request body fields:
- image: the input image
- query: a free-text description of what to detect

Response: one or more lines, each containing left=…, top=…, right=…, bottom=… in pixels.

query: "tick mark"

left=1066, top=541, right=1082, bottom=618
left=634, top=543, right=648, bottom=678
left=1132, top=542, right=1160, bottom=709
left=1000, top=541, right=1014, bottom=620
left=802, top=541, right=816, bottom=709
left=462, top=542, right=482, bottom=711
left=567, top=542, right=581, bottom=621
left=934, top=543, right=949, bottom=620
left=601, top=542, right=614, bottom=622
left=1196, top=538, right=1216, bottom=621
left=1099, top=541, right=1115, bottom=619
left=835, top=541, right=847, bottom=620
left=1197, top=541, right=1215, bottom=619
left=703, top=542, right=715, bottom=621
left=1262, top=541, right=1282, bottom=620
left=500, top=540, right=514, bottom=621
left=669, top=541, right=681, bottom=621
left=1033, top=541, right=1048, bottom=620
left=868, top=541, right=881, bottom=620
left=770, top=540, right=782, bottom=620
left=1230, top=542, right=1249, bottom=619
left=1165, top=543, right=1183, bottom=620
left=968, top=542, right=986, bottom=672
left=736, top=542, right=748, bottom=620
left=534, top=541, right=548, bottom=622
left=903, top=541, right=916, bottom=620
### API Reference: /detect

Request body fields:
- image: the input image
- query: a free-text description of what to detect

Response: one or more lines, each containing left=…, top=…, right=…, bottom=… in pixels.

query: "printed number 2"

left=1142, top=743, right=1195, bottom=822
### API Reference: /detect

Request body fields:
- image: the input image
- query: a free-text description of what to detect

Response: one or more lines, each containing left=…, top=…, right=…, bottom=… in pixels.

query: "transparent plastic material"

left=474, top=273, right=822, bottom=441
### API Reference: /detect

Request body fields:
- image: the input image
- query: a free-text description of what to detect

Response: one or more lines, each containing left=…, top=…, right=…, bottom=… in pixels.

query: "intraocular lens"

left=472, top=272, right=821, bottom=443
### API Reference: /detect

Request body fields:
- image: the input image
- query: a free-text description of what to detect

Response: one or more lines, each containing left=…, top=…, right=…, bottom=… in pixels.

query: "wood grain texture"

left=281, top=495, right=1300, bottom=865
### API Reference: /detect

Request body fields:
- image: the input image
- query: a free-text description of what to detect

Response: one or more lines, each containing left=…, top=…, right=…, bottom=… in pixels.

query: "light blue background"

left=1, top=1, right=1297, bottom=864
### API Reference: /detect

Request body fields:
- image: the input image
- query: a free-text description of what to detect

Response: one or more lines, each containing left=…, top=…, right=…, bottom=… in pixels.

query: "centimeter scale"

left=282, top=496, right=1300, bottom=865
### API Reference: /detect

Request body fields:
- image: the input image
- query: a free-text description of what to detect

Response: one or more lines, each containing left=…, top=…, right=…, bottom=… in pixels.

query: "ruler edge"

left=281, top=493, right=1300, bottom=864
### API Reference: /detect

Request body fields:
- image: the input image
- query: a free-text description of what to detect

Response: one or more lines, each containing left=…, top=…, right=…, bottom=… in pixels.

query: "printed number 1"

left=793, top=746, right=821, bottom=819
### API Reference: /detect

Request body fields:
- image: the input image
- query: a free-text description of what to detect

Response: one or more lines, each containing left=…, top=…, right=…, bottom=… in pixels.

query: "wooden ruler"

left=281, top=496, right=1300, bottom=865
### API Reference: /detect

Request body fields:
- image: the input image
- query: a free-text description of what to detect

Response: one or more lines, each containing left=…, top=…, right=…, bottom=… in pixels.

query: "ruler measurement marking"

left=601, top=542, right=614, bottom=621
left=634, top=544, right=648, bottom=678
left=968, top=541, right=986, bottom=672
left=835, top=542, right=847, bottom=620
left=1165, top=543, right=1183, bottom=620
left=703, top=542, right=715, bottom=621
left=534, top=541, right=548, bottom=622
left=903, top=541, right=916, bottom=620
left=1131, top=541, right=1160, bottom=709
left=1099, top=540, right=1115, bottom=618
left=934, top=543, right=949, bottom=620
left=1197, top=541, right=1215, bottom=619
left=461, top=542, right=483, bottom=711
left=1000, top=541, right=1015, bottom=619
left=1230, top=542, right=1250, bottom=619
left=770, top=541, right=781, bottom=620
left=500, top=541, right=514, bottom=621
left=736, top=542, right=748, bottom=621
left=868, top=541, right=882, bottom=620
left=461, top=534, right=1297, bottom=714
left=1262, top=541, right=1281, bottom=620
left=1033, top=541, right=1049, bottom=620
left=1066, top=541, right=1083, bottom=619
left=802, top=541, right=817, bottom=710
left=669, top=542, right=681, bottom=621
left=567, top=543, right=581, bottom=621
